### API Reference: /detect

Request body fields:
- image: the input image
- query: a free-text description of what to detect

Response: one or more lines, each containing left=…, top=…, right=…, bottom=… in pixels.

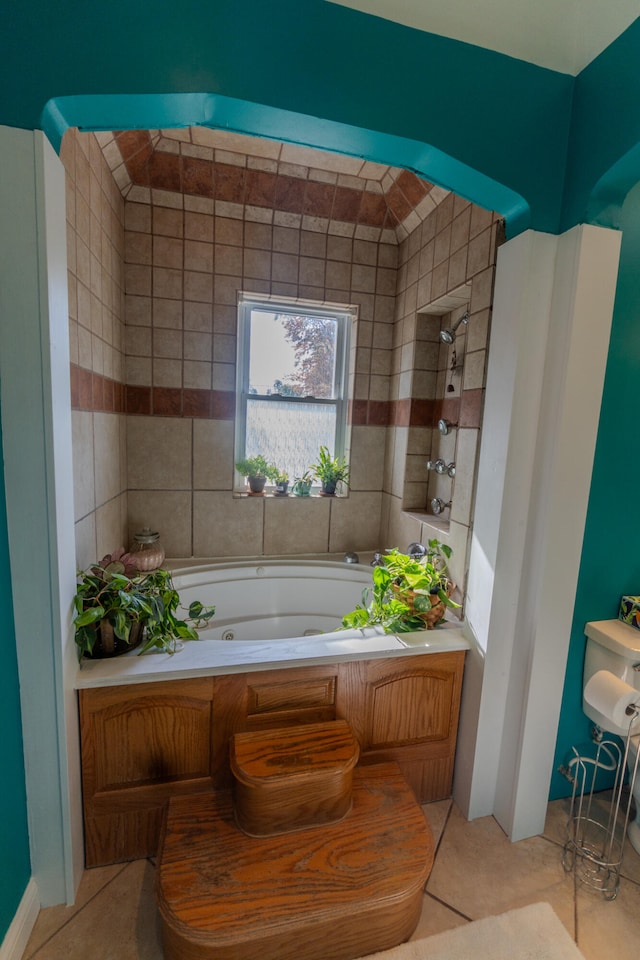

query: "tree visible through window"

left=235, top=297, right=353, bottom=488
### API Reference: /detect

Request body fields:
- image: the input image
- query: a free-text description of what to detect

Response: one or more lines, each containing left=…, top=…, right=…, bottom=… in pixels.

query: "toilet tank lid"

left=585, top=619, right=640, bottom=657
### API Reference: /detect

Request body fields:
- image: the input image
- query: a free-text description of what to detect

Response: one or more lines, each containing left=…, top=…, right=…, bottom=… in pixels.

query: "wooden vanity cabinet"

left=79, top=651, right=465, bottom=866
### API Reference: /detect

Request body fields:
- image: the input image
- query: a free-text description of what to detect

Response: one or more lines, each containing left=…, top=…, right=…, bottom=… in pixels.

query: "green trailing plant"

left=73, top=548, right=215, bottom=660
left=340, top=542, right=459, bottom=633
left=234, top=455, right=279, bottom=481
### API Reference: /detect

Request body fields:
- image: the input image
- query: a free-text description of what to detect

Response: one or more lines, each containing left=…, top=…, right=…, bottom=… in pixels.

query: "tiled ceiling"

left=97, top=127, right=449, bottom=241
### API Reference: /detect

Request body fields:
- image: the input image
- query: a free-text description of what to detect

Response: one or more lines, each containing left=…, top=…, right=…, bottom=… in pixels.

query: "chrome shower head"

left=439, top=311, right=470, bottom=344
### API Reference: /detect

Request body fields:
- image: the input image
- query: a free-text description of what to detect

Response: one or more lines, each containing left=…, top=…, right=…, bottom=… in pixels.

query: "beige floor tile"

left=427, top=804, right=576, bottom=935
left=576, top=876, right=640, bottom=960
left=544, top=796, right=572, bottom=847
left=409, top=893, right=469, bottom=940
left=24, top=864, right=127, bottom=958
left=547, top=790, right=640, bottom=884
left=420, top=798, right=452, bottom=850
left=25, top=860, right=162, bottom=960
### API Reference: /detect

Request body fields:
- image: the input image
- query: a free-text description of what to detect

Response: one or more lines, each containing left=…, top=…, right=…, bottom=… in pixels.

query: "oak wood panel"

left=80, top=679, right=215, bottom=866
left=338, top=652, right=465, bottom=803
left=230, top=721, right=359, bottom=835
left=246, top=674, right=337, bottom=715
left=80, top=651, right=465, bottom=864
left=157, top=763, right=434, bottom=960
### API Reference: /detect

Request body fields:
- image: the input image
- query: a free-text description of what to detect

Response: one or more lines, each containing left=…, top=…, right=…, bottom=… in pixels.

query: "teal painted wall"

left=0, top=0, right=573, bottom=234
left=550, top=181, right=640, bottom=798
left=563, top=18, right=640, bottom=230
left=0, top=415, right=31, bottom=940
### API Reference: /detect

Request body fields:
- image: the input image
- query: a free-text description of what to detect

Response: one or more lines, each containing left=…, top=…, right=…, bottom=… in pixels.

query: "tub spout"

left=344, top=551, right=360, bottom=564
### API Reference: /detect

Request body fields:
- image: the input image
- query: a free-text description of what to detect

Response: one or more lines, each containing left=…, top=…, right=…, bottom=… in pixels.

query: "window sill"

left=232, top=491, right=349, bottom=500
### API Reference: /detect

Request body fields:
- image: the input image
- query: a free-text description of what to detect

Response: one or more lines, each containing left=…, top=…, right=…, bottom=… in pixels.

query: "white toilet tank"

left=584, top=620, right=640, bottom=736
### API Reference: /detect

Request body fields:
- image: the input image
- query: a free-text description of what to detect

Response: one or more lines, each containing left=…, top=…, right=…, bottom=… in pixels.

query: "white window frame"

left=234, top=294, right=355, bottom=492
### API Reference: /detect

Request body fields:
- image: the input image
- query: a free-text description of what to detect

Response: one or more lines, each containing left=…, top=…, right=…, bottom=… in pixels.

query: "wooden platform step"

left=230, top=720, right=360, bottom=836
left=156, top=762, right=434, bottom=960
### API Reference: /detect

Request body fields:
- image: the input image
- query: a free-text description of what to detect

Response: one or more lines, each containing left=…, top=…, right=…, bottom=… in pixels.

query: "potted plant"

left=235, top=455, right=278, bottom=494
left=292, top=470, right=314, bottom=496
left=274, top=470, right=289, bottom=496
left=73, top=548, right=215, bottom=660
left=340, top=541, right=459, bottom=633
left=311, top=445, right=350, bottom=495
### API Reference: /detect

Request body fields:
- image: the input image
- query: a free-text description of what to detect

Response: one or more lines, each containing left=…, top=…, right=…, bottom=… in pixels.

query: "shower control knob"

left=431, top=497, right=452, bottom=515
left=447, top=462, right=456, bottom=477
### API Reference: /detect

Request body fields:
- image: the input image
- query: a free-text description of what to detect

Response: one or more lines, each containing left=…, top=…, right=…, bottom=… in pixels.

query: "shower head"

left=439, top=311, right=470, bottom=345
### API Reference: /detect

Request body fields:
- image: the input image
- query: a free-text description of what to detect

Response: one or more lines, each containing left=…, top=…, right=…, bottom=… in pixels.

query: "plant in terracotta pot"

left=340, top=542, right=459, bottom=633
left=73, top=548, right=215, bottom=660
left=311, top=445, right=350, bottom=496
left=235, top=455, right=278, bottom=494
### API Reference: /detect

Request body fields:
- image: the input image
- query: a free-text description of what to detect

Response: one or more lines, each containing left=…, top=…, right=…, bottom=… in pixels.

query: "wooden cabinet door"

left=338, top=652, right=465, bottom=802
left=80, top=678, right=214, bottom=866
left=211, top=666, right=340, bottom=788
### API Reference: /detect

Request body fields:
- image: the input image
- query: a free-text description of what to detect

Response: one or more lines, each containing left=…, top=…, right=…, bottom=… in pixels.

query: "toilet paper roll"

left=584, top=670, right=640, bottom=731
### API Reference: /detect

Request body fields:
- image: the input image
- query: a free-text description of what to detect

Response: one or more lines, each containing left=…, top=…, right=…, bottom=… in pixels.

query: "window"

left=235, top=295, right=354, bottom=491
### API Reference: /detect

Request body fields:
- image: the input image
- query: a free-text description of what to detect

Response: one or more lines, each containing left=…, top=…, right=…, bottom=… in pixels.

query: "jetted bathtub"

left=170, top=558, right=372, bottom=642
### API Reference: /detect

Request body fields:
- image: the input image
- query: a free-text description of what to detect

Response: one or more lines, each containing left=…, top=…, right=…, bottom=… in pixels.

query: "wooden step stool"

left=230, top=720, right=360, bottom=836
left=156, top=762, right=435, bottom=960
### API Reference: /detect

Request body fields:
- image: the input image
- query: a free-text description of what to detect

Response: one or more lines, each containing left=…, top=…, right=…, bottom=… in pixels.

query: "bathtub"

left=75, top=558, right=469, bottom=688
left=171, top=559, right=373, bottom=642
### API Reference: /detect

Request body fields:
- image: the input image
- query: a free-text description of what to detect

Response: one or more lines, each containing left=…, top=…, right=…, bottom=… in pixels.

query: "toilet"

left=583, top=620, right=640, bottom=853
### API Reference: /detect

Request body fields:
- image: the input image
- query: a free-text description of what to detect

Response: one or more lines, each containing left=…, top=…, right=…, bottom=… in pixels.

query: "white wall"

left=0, top=127, right=80, bottom=905
left=454, top=225, right=620, bottom=839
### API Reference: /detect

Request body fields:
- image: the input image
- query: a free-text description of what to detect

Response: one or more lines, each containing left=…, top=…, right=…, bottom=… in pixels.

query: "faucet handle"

left=370, top=552, right=384, bottom=567
left=407, top=542, right=427, bottom=558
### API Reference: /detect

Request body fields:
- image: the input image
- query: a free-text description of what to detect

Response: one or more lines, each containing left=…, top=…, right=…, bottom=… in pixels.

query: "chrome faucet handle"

left=344, top=551, right=360, bottom=564
left=447, top=462, right=456, bottom=478
left=431, top=498, right=452, bottom=515
left=407, top=542, right=427, bottom=558
left=426, top=459, right=447, bottom=474
left=370, top=552, right=385, bottom=567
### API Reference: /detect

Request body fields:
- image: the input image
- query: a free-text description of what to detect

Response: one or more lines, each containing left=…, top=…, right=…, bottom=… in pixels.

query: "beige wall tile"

left=263, top=497, right=331, bottom=555
left=193, top=419, right=235, bottom=490
left=450, top=428, right=479, bottom=528
left=74, top=513, right=97, bottom=573
left=95, top=493, right=128, bottom=559
left=93, top=413, right=125, bottom=507
left=127, top=416, right=192, bottom=489
left=349, top=426, right=386, bottom=491
left=72, top=411, right=95, bottom=520
left=127, top=490, right=193, bottom=557
left=185, top=211, right=213, bottom=242
left=193, top=492, right=264, bottom=556
left=328, top=491, right=383, bottom=553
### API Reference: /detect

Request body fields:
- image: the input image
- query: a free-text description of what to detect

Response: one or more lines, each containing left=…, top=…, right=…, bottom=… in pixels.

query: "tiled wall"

left=381, top=193, right=502, bottom=594
left=62, top=129, right=128, bottom=571
left=122, top=192, right=399, bottom=557
left=65, top=127, right=500, bottom=584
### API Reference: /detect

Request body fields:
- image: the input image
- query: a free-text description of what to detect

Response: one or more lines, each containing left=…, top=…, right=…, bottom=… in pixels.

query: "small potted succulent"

left=340, top=542, right=459, bottom=633
left=292, top=470, right=314, bottom=497
left=311, top=445, right=350, bottom=496
left=73, top=548, right=215, bottom=660
left=235, top=455, right=279, bottom=494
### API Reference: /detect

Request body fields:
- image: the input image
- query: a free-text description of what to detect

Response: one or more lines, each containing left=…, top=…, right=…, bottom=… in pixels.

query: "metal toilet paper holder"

left=562, top=706, right=640, bottom=900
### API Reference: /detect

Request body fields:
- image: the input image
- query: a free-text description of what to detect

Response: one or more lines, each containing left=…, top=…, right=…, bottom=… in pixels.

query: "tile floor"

left=22, top=795, right=640, bottom=960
